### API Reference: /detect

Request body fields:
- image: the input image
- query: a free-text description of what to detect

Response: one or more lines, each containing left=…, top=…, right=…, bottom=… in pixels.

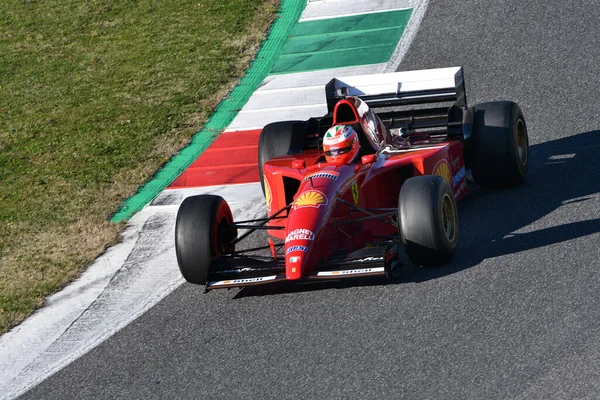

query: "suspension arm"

left=230, top=203, right=291, bottom=246
left=335, top=198, right=397, bottom=226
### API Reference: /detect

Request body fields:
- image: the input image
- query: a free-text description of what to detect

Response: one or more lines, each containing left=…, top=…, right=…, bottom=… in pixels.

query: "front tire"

left=258, top=120, right=305, bottom=194
left=175, top=195, right=237, bottom=285
left=399, top=175, right=459, bottom=266
left=469, top=101, right=529, bottom=189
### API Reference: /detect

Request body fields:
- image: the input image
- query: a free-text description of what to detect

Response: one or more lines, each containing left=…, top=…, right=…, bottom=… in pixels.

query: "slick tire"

left=175, top=195, right=237, bottom=285
left=469, top=101, right=529, bottom=189
left=258, top=120, right=305, bottom=195
left=399, top=175, right=458, bottom=266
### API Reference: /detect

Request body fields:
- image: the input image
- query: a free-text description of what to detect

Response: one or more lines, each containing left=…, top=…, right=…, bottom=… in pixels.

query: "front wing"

left=206, top=244, right=400, bottom=290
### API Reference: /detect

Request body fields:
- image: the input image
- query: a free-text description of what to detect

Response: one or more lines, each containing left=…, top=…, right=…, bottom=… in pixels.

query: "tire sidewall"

left=470, top=101, right=529, bottom=189
left=258, top=120, right=305, bottom=194
left=175, top=195, right=235, bottom=284
left=399, top=175, right=459, bottom=265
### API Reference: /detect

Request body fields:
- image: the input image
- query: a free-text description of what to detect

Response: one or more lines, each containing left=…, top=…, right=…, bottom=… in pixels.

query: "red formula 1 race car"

left=175, top=67, right=529, bottom=290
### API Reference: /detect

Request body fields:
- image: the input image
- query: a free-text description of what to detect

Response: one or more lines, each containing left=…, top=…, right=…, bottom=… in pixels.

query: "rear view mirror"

left=361, top=154, right=376, bottom=165
left=292, top=159, right=306, bottom=169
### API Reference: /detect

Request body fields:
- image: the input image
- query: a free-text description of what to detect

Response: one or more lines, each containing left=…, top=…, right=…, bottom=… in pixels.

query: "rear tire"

left=399, top=175, right=459, bottom=266
left=175, top=195, right=237, bottom=285
left=469, top=101, right=529, bottom=189
left=258, top=120, right=305, bottom=194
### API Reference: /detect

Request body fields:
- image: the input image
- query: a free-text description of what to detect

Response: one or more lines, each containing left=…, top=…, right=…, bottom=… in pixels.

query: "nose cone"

left=285, top=228, right=314, bottom=280
left=284, top=166, right=350, bottom=279
left=285, top=188, right=330, bottom=280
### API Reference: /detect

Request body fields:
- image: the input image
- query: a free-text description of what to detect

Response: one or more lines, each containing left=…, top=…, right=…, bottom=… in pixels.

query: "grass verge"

left=0, top=0, right=279, bottom=333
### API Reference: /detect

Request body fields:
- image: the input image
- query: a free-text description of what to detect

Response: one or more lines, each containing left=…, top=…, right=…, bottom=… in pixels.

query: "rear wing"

left=325, top=67, right=467, bottom=112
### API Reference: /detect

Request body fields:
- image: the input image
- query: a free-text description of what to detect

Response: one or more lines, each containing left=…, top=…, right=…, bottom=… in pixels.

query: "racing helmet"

left=323, top=124, right=360, bottom=164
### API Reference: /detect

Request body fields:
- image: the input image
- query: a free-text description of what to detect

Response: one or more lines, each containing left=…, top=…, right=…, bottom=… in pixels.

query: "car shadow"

left=234, top=129, right=600, bottom=297
left=409, top=129, right=600, bottom=282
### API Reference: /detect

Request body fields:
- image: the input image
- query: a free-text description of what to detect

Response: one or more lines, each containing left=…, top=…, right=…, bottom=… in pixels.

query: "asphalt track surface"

left=24, top=1, right=600, bottom=398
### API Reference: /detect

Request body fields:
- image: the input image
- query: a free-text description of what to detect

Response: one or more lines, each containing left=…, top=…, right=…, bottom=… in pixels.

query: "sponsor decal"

left=286, top=245, right=308, bottom=254
left=293, top=190, right=327, bottom=209
left=289, top=256, right=301, bottom=263
left=286, top=228, right=315, bottom=242
left=302, top=171, right=339, bottom=182
left=264, top=175, right=272, bottom=212
left=351, top=181, right=359, bottom=204
left=452, top=166, right=466, bottom=188
left=348, top=256, right=384, bottom=263
left=209, top=275, right=277, bottom=286
left=317, top=267, right=385, bottom=277
left=433, top=159, right=452, bottom=184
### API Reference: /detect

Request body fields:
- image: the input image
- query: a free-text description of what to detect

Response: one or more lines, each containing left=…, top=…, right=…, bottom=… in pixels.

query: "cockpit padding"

left=333, top=101, right=359, bottom=125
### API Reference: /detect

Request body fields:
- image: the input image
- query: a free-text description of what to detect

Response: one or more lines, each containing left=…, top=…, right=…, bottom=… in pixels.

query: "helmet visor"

left=325, top=145, right=353, bottom=157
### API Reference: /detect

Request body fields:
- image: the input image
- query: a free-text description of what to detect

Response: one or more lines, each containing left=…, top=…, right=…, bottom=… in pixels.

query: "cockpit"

left=331, top=96, right=391, bottom=155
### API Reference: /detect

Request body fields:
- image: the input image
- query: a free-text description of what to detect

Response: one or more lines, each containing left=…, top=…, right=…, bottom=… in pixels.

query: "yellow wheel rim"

left=441, top=194, right=456, bottom=242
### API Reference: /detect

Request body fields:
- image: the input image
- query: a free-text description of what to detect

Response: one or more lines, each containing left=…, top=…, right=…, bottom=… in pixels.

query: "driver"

left=323, top=124, right=360, bottom=164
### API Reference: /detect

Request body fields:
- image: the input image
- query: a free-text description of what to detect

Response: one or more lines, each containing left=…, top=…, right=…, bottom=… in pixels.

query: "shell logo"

left=293, top=190, right=327, bottom=209
left=433, top=159, right=452, bottom=184
left=264, top=175, right=272, bottom=211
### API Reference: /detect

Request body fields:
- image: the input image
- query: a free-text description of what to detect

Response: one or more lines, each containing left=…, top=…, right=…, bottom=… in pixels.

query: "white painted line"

left=238, top=103, right=324, bottom=114
left=227, top=105, right=328, bottom=131
left=257, top=64, right=387, bottom=91
left=227, top=66, right=388, bottom=130
left=301, top=0, right=414, bottom=21
left=300, top=7, right=412, bottom=22
left=0, top=183, right=265, bottom=400
left=252, top=84, right=323, bottom=94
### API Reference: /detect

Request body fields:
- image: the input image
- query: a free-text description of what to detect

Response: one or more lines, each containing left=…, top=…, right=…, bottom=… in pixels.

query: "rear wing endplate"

left=325, top=67, right=466, bottom=111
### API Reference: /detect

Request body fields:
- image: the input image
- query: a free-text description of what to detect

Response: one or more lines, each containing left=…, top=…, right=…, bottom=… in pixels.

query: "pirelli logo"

left=208, top=275, right=278, bottom=287
left=317, top=267, right=385, bottom=277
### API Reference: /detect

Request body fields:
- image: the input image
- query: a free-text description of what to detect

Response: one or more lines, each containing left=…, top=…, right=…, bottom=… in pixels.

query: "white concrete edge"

left=0, top=184, right=263, bottom=400
left=382, top=0, right=429, bottom=72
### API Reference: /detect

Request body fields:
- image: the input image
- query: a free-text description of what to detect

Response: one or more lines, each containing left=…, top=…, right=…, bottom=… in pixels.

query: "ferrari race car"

left=175, top=67, right=529, bottom=290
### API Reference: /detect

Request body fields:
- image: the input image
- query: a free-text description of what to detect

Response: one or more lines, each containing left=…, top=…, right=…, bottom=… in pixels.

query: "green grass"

left=0, top=0, right=279, bottom=333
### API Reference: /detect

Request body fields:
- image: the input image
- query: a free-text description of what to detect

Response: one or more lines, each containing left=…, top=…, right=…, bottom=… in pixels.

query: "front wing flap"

left=205, top=243, right=401, bottom=290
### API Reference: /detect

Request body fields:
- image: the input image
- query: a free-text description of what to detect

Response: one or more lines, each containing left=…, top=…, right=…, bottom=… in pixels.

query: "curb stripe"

left=272, top=9, right=411, bottom=73
left=110, top=0, right=305, bottom=223
left=168, top=129, right=262, bottom=188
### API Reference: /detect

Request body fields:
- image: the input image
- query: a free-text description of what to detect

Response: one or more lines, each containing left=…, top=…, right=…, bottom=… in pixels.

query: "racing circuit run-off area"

left=3, top=0, right=600, bottom=399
